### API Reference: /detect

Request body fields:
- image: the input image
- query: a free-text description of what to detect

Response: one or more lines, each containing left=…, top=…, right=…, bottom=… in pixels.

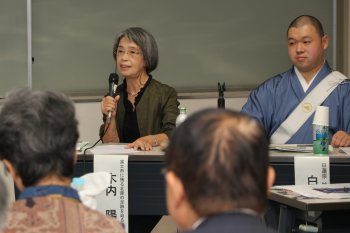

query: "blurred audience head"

left=165, top=108, right=275, bottom=229
left=0, top=88, right=79, bottom=190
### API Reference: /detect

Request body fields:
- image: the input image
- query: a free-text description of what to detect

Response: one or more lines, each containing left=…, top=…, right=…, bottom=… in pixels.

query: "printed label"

left=313, top=125, right=329, bottom=154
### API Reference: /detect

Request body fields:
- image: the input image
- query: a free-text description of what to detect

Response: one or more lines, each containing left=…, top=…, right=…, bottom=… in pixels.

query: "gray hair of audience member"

left=0, top=88, right=79, bottom=187
left=165, top=108, right=270, bottom=215
left=0, top=175, right=8, bottom=228
left=287, top=15, right=325, bottom=37
left=112, top=27, right=159, bottom=74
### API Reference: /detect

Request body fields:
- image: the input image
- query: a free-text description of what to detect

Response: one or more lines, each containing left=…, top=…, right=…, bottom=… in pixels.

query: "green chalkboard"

left=0, top=0, right=334, bottom=97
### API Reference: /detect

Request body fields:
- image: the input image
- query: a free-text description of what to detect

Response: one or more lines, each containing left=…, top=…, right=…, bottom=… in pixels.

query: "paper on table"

left=89, top=144, right=140, bottom=155
left=269, top=144, right=333, bottom=153
left=273, top=183, right=350, bottom=199
left=76, top=141, right=89, bottom=151
left=269, top=144, right=313, bottom=152
left=340, top=147, right=350, bottom=155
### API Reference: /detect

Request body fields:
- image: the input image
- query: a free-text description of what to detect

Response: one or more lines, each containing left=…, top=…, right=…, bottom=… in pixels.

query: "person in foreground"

left=241, top=15, right=350, bottom=146
left=0, top=88, right=124, bottom=233
left=100, top=27, right=179, bottom=151
left=164, top=108, right=277, bottom=233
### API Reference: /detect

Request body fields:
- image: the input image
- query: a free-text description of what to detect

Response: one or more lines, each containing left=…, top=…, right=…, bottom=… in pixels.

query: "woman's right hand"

left=101, top=95, right=120, bottom=117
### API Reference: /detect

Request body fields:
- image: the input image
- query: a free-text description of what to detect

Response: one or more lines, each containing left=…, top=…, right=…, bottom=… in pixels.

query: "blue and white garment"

left=241, top=62, right=350, bottom=144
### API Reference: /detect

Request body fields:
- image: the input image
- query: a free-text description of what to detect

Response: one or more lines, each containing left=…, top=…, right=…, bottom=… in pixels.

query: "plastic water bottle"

left=313, top=124, right=329, bottom=154
left=176, top=107, right=187, bottom=127
left=312, top=106, right=329, bottom=155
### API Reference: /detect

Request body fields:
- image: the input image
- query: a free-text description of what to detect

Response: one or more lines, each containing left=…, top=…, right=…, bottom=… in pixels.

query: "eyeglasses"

left=116, top=48, right=142, bottom=58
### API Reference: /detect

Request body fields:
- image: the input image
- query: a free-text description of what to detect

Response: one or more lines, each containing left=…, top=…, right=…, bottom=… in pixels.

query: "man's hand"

left=331, top=131, right=350, bottom=147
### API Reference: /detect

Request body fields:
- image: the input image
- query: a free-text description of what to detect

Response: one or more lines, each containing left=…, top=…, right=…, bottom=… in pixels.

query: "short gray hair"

left=112, top=27, right=159, bottom=74
left=0, top=88, right=79, bottom=187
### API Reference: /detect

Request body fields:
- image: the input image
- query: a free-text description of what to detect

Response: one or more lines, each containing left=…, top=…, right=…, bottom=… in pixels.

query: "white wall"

left=75, top=97, right=248, bottom=143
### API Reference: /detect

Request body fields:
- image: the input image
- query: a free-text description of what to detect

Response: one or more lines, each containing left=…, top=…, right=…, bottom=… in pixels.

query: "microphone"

left=107, top=73, right=119, bottom=123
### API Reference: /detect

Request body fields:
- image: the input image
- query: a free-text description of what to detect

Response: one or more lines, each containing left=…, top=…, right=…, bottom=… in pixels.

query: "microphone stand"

left=218, top=82, right=226, bottom=109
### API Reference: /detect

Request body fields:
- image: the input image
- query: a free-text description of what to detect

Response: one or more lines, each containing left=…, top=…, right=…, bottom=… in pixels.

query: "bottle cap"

left=313, top=106, right=329, bottom=126
left=72, top=177, right=85, bottom=187
left=179, top=106, right=186, bottom=113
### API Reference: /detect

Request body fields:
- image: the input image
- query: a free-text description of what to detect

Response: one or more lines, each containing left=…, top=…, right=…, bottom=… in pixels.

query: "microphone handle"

left=107, top=83, right=118, bottom=124
left=107, top=111, right=112, bottom=123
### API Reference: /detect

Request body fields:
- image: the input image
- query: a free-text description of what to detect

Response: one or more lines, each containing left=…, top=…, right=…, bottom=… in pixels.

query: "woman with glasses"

left=100, top=27, right=179, bottom=151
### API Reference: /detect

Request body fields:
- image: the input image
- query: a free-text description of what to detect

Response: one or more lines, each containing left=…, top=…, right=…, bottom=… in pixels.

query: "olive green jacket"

left=100, top=78, right=179, bottom=142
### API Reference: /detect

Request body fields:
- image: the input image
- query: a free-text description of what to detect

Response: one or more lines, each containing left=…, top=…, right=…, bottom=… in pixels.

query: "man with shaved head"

left=242, top=15, right=350, bottom=147
left=164, top=108, right=276, bottom=233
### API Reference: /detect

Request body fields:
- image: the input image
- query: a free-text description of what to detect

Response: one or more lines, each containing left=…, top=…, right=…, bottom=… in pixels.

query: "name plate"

left=294, top=156, right=330, bottom=185
left=94, top=154, right=129, bottom=232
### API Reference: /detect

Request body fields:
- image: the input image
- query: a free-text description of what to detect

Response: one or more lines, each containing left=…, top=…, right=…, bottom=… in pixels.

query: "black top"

left=121, top=77, right=152, bottom=143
